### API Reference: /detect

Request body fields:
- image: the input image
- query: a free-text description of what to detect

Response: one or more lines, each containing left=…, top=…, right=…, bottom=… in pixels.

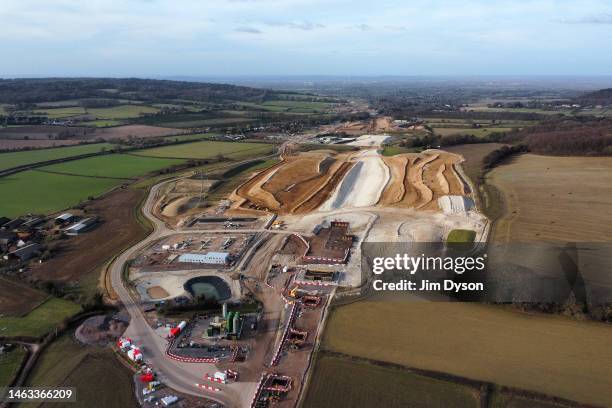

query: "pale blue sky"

left=1, top=0, right=611, bottom=76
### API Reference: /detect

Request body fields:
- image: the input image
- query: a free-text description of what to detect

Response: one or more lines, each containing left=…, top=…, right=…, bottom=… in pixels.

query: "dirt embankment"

left=232, top=151, right=355, bottom=215
left=379, top=151, right=466, bottom=210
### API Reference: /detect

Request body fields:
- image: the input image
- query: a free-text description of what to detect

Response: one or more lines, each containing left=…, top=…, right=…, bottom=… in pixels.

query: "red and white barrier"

left=249, top=374, right=267, bottom=408
left=293, top=279, right=337, bottom=287
left=195, top=383, right=221, bottom=392
left=205, top=374, right=226, bottom=384
left=229, top=346, right=239, bottom=363
left=270, top=302, right=299, bottom=366
left=166, top=339, right=219, bottom=363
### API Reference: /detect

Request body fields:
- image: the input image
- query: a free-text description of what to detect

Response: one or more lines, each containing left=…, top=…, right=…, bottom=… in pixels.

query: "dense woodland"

left=511, top=117, right=612, bottom=156
left=0, top=78, right=281, bottom=105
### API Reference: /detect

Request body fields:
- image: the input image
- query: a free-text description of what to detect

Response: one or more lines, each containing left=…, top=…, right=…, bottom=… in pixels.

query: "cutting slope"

left=379, top=150, right=467, bottom=211
left=320, top=150, right=389, bottom=210
left=232, top=151, right=354, bottom=214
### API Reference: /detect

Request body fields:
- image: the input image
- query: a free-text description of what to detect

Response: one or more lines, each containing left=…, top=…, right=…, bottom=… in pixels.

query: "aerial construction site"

left=104, top=126, right=487, bottom=408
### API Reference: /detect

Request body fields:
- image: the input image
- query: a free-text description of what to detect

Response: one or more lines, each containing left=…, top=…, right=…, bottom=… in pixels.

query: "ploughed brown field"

left=0, top=277, right=48, bottom=316
left=26, top=187, right=150, bottom=298
left=488, top=154, right=612, bottom=242
left=322, top=301, right=612, bottom=407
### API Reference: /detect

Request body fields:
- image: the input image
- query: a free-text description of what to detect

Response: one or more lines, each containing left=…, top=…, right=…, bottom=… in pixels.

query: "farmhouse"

left=178, top=252, right=230, bottom=265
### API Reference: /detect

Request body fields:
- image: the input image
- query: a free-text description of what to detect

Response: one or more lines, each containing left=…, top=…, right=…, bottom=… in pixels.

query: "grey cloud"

left=355, top=23, right=371, bottom=31
left=265, top=21, right=325, bottom=30
left=234, top=26, right=262, bottom=34
left=558, top=13, right=612, bottom=24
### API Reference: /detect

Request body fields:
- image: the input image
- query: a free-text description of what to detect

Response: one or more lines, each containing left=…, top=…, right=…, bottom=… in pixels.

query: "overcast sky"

left=1, top=0, right=611, bottom=77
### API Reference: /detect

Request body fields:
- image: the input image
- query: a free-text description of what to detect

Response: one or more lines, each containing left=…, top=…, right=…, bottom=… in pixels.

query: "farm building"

left=178, top=252, right=230, bottom=265
left=0, top=230, right=17, bottom=246
left=2, top=218, right=24, bottom=230
left=54, top=213, right=75, bottom=225
left=21, top=217, right=45, bottom=229
left=65, top=218, right=98, bottom=235
left=4, top=243, right=41, bottom=261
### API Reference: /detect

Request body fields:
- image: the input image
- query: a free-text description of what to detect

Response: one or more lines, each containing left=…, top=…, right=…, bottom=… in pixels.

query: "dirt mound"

left=161, top=196, right=203, bottom=216
left=380, top=151, right=467, bottom=210
left=232, top=151, right=354, bottom=214
left=75, top=314, right=128, bottom=346
left=147, top=286, right=170, bottom=299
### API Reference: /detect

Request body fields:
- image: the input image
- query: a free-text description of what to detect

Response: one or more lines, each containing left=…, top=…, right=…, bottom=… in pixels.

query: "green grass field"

left=88, top=104, right=159, bottom=119
left=162, top=132, right=216, bottom=142
left=155, top=116, right=256, bottom=128
left=0, top=143, right=114, bottom=172
left=37, top=104, right=159, bottom=120
left=0, top=298, right=81, bottom=338
left=133, top=140, right=273, bottom=160
left=0, top=346, right=27, bottom=387
left=25, top=333, right=138, bottom=408
left=34, top=106, right=87, bottom=118
left=447, top=229, right=476, bottom=242
left=303, top=353, right=478, bottom=408
left=41, top=154, right=185, bottom=179
left=238, top=99, right=334, bottom=113
left=0, top=171, right=120, bottom=217
left=78, top=119, right=123, bottom=127
left=381, top=145, right=418, bottom=156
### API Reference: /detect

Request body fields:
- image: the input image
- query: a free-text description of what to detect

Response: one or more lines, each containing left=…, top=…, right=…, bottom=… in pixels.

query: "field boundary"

left=309, top=351, right=588, bottom=408
left=34, top=168, right=133, bottom=180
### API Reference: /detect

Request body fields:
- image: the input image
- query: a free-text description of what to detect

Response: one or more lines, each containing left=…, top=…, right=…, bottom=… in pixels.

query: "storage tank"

left=169, top=321, right=187, bottom=338
left=232, top=312, right=240, bottom=335
left=226, top=312, right=234, bottom=333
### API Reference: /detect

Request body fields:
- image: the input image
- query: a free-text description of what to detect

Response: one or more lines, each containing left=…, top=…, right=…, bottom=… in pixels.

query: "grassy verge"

left=0, top=346, right=27, bottom=386
left=0, top=298, right=81, bottom=338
